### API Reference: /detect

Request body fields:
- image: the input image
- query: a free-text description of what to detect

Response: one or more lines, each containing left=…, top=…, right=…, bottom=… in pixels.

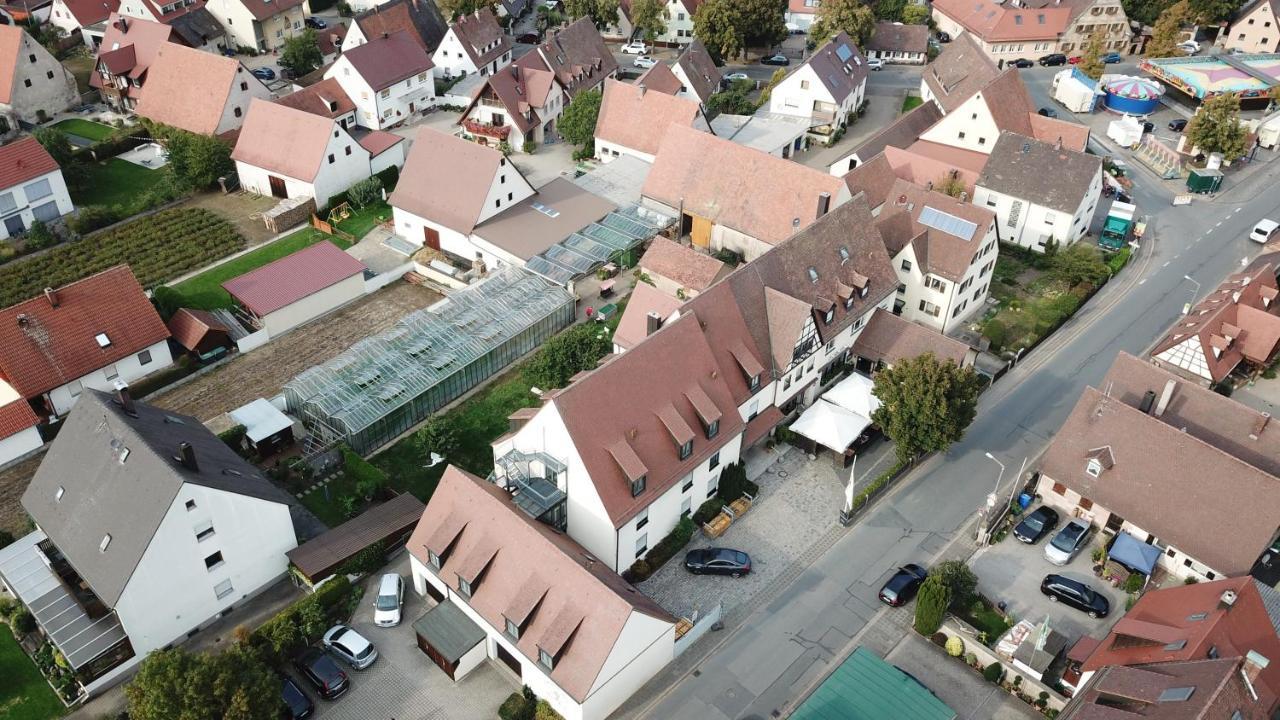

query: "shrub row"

left=247, top=576, right=356, bottom=666
left=624, top=517, right=695, bottom=582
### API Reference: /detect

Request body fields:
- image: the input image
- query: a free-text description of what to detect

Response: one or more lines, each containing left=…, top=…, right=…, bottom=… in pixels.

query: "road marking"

left=1173, top=254, right=1179, bottom=259
left=1163, top=261, right=1170, bottom=267
left=1235, top=207, right=1242, bottom=213
left=1215, top=221, right=1223, bottom=227
left=1138, top=278, right=1147, bottom=285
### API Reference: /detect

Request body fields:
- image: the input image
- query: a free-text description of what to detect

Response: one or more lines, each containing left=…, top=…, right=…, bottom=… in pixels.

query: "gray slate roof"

left=22, top=390, right=296, bottom=606
left=412, top=599, right=486, bottom=663
left=977, top=133, right=1101, bottom=214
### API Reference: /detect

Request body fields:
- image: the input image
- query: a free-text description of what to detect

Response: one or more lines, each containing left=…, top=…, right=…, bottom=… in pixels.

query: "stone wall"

left=939, top=619, right=1068, bottom=713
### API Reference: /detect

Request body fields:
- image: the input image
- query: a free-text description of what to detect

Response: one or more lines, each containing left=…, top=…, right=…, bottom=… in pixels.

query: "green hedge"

left=625, top=517, right=695, bottom=582
left=1105, top=246, right=1132, bottom=276
left=692, top=497, right=722, bottom=526
left=343, top=446, right=388, bottom=498
left=250, top=576, right=356, bottom=665
left=850, top=460, right=908, bottom=512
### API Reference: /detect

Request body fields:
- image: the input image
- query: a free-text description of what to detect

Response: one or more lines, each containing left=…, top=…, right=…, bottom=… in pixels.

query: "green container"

left=1187, top=168, right=1223, bottom=194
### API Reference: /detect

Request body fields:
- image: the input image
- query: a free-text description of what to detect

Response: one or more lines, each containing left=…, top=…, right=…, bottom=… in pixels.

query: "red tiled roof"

left=341, top=30, right=433, bottom=91
left=594, top=78, right=703, bottom=158
left=635, top=61, right=682, bottom=95
left=274, top=77, right=355, bottom=119
left=932, top=0, right=1073, bottom=41
left=232, top=99, right=339, bottom=182
left=0, top=136, right=59, bottom=190
left=61, top=0, right=119, bottom=26
left=90, top=14, right=176, bottom=93
left=237, top=0, right=303, bottom=22
left=222, top=242, right=366, bottom=316
left=852, top=308, right=972, bottom=366
left=165, top=307, right=227, bottom=352
left=134, top=42, right=253, bottom=135
left=0, top=399, right=39, bottom=439
left=0, top=266, right=170, bottom=399
left=612, top=281, right=682, bottom=351
left=638, top=237, right=726, bottom=293
left=449, top=6, right=509, bottom=69
left=357, top=129, right=403, bottom=156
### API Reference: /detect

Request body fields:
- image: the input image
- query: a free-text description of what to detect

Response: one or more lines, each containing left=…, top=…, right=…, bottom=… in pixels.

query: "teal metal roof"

left=790, top=647, right=957, bottom=720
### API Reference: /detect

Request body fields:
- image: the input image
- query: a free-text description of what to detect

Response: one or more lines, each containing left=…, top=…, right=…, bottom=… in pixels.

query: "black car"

left=1039, top=53, right=1067, bottom=66
left=1013, top=506, right=1059, bottom=544
left=304, top=16, right=326, bottom=28
left=684, top=548, right=752, bottom=577
left=1169, top=118, right=1188, bottom=132
left=251, top=67, right=276, bottom=81
left=515, top=32, right=539, bottom=44
left=761, top=53, right=790, bottom=66
left=1010, top=58, right=1034, bottom=68
left=293, top=649, right=349, bottom=701
left=1037, top=107, right=1058, bottom=118
left=1041, top=574, right=1110, bottom=618
left=281, top=675, right=314, bottom=719
left=878, top=564, right=928, bottom=607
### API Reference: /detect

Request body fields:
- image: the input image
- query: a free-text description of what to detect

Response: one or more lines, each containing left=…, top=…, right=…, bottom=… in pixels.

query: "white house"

left=621, top=0, right=698, bottom=45
left=432, top=7, right=511, bottom=79
left=767, top=32, right=868, bottom=145
left=594, top=79, right=705, bottom=164
left=3, top=389, right=298, bottom=696
left=90, top=15, right=180, bottom=111
left=49, top=0, right=120, bottom=46
left=407, top=465, right=676, bottom=720
left=0, top=25, right=79, bottom=133
left=973, top=133, right=1101, bottom=252
left=134, top=41, right=271, bottom=136
left=459, top=64, right=566, bottom=152
left=0, top=136, right=74, bottom=240
left=669, top=39, right=722, bottom=108
left=203, top=0, right=305, bottom=52
left=222, top=241, right=368, bottom=339
left=1224, top=0, right=1280, bottom=53
left=864, top=21, right=929, bottom=64
left=325, top=30, right=435, bottom=130
left=513, top=17, right=618, bottom=98
left=786, top=0, right=820, bottom=30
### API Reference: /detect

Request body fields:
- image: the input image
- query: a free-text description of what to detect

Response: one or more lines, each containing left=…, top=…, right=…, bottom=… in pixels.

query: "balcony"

left=492, top=449, right=567, bottom=530
left=463, top=118, right=511, bottom=140
left=477, top=97, right=506, bottom=109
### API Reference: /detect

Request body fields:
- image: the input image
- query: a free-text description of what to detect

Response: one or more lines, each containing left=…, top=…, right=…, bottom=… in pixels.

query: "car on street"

left=1169, top=118, right=1188, bottom=132
left=516, top=32, right=539, bottom=44
left=684, top=547, right=752, bottom=577
left=292, top=649, right=349, bottom=701
left=1141, top=120, right=1155, bottom=134
left=622, top=41, right=648, bottom=54
left=1045, top=519, right=1092, bottom=565
left=1037, top=107, right=1058, bottom=118
left=1177, top=40, right=1200, bottom=53
left=322, top=624, right=378, bottom=670
left=936, top=31, right=951, bottom=42
left=724, top=72, right=750, bottom=83
left=1013, top=506, right=1060, bottom=544
left=633, top=55, right=657, bottom=68
left=1040, top=574, right=1110, bottom=618
left=867, top=57, right=884, bottom=70
left=1039, top=53, right=1067, bottom=66
left=1010, top=58, right=1034, bottom=68
left=761, top=53, right=790, bottom=66
left=304, top=16, right=326, bottom=28
left=1068, top=55, right=1082, bottom=64
left=251, top=67, right=276, bottom=81
left=878, top=564, right=928, bottom=607
left=281, top=675, right=315, bottom=719
left=1103, top=52, right=1123, bottom=63
left=1251, top=219, right=1280, bottom=244
left=373, top=573, right=404, bottom=627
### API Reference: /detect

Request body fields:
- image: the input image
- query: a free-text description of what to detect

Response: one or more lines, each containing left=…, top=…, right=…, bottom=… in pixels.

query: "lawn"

left=901, top=95, right=924, bottom=112
left=0, top=624, right=65, bottom=720
left=958, top=599, right=1014, bottom=645
left=980, top=244, right=1110, bottom=354
left=51, top=118, right=114, bottom=142
left=61, top=54, right=96, bottom=95
left=167, top=229, right=353, bottom=310
left=72, top=159, right=165, bottom=213
left=328, top=200, right=391, bottom=239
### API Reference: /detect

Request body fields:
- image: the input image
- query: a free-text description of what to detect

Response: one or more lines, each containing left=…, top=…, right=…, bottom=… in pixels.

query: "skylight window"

left=55, top=486, right=64, bottom=501
left=531, top=201, right=560, bottom=218
left=95, top=333, right=111, bottom=348
left=838, top=246, right=850, bottom=264
left=807, top=267, right=819, bottom=283
left=1157, top=687, right=1195, bottom=703
left=100, top=534, right=112, bottom=552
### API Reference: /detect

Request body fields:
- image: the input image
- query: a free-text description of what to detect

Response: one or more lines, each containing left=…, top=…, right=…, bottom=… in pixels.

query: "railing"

left=463, top=118, right=511, bottom=139
left=477, top=97, right=506, bottom=108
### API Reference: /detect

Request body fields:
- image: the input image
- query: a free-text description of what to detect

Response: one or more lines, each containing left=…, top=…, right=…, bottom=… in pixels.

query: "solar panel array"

left=918, top=206, right=978, bottom=240
left=835, top=43, right=853, bottom=62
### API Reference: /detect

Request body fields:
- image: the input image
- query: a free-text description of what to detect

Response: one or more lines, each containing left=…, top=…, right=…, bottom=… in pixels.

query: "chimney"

left=176, top=442, right=199, bottom=472
left=637, top=83, right=645, bottom=97
left=1243, top=651, right=1270, bottom=699
left=115, top=383, right=135, bottom=416
left=43, top=287, right=58, bottom=308
left=646, top=311, right=662, bottom=336
left=1251, top=412, right=1271, bottom=440
left=16, top=313, right=28, bottom=329
left=1154, top=379, right=1176, bottom=418
left=1139, top=390, right=1156, bottom=414
left=1220, top=589, right=1238, bottom=609
left=816, top=191, right=831, bottom=219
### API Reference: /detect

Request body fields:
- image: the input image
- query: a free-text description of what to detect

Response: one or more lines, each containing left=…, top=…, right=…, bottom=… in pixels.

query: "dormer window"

left=428, top=550, right=442, bottom=568
left=679, top=439, right=693, bottom=460
left=631, top=475, right=646, bottom=497
left=538, top=647, right=555, bottom=671
left=1086, top=458, right=1103, bottom=477
left=824, top=308, right=835, bottom=324
left=749, top=374, right=760, bottom=390
left=807, top=267, right=818, bottom=283
left=844, top=296, right=854, bottom=309
left=505, top=616, right=521, bottom=639
left=705, top=419, right=719, bottom=439
left=458, top=575, right=473, bottom=598
left=100, top=534, right=112, bottom=552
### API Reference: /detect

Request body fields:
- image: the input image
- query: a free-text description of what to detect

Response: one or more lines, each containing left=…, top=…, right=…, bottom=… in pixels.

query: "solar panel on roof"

left=918, top=206, right=978, bottom=240
left=835, top=44, right=853, bottom=62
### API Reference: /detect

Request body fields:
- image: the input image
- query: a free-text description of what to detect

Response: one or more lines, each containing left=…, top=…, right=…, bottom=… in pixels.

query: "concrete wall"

left=0, top=426, right=42, bottom=466
left=394, top=205, right=471, bottom=254
left=1, top=32, right=77, bottom=125
left=0, top=168, right=75, bottom=240
left=48, top=339, right=173, bottom=416
left=258, top=271, right=365, bottom=337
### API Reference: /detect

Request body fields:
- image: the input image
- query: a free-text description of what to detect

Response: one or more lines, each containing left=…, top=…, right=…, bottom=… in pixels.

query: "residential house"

left=459, top=63, right=565, bottom=151
left=850, top=307, right=975, bottom=370
left=708, top=112, right=811, bottom=159
left=115, top=0, right=227, bottom=51
left=407, top=465, right=677, bottom=720
left=340, top=0, right=448, bottom=53
left=865, top=21, right=930, bottom=64
left=635, top=61, right=683, bottom=96
left=134, top=42, right=271, bottom=136
left=594, top=79, right=706, bottom=163
left=49, top=0, right=121, bottom=46
left=786, top=0, right=821, bottom=30
left=619, top=0, right=701, bottom=45
left=767, top=32, right=869, bottom=145
left=203, top=0, right=304, bottom=52
left=1149, top=262, right=1280, bottom=386
left=90, top=14, right=179, bottom=110
left=0, top=136, right=74, bottom=239
left=827, top=101, right=943, bottom=174
left=641, top=123, right=847, bottom=261
left=874, top=179, right=999, bottom=332
left=974, top=132, right=1101, bottom=251
left=232, top=98, right=404, bottom=204
left=670, top=39, right=721, bottom=108
left=3, top=389, right=298, bottom=695
left=0, top=266, right=172, bottom=417
left=514, top=17, right=618, bottom=100
left=931, top=0, right=1133, bottom=64
left=324, top=30, right=435, bottom=130
left=1225, top=0, right=1280, bottom=54
left=1034, top=351, right=1280, bottom=582
left=273, top=76, right=357, bottom=128
left=432, top=7, right=512, bottom=79
left=0, top=25, right=78, bottom=133
left=0, top=383, right=40, bottom=465
left=637, top=236, right=728, bottom=299
left=222, top=241, right=367, bottom=338
left=918, top=32, right=1001, bottom=113
left=1063, top=576, right=1280, bottom=717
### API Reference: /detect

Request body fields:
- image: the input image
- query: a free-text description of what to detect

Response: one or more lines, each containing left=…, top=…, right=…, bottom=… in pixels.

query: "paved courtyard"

left=885, top=634, right=1039, bottom=720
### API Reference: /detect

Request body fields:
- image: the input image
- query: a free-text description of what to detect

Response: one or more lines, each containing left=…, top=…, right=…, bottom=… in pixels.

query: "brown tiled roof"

left=236, top=0, right=302, bottom=21
left=881, top=144, right=982, bottom=199
left=0, top=399, right=38, bottom=439
left=356, top=129, right=403, bottom=156
left=635, top=61, right=682, bottom=96
left=612, top=281, right=682, bottom=351
left=134, top=42, right=254, bottom=135
left=515, top=17, right=617, bottom=98
left=165, top=308, right=227, bottom=352
left=1029, top=112, right=1090, bottom=152
left=61, top=0, right=119, bottom=26
left=978, top=132, right=1101, bottom=214
left=274, top=77, right=355, bottom=119
left=642, top=124, right=846, bottom=246
left=450, top=7, right=510, bottom=69
left=407, top=466, right=674, bottom=700
left=90, top=14, right=177, bottom=94
left=845, top=101, right=943, bottom=165
left=932, top=0, right=1073, bottom=41
left=639, top=237, right=726, bottom=293
left=980, top=69, right=1037, bottom=137
left=288, top=492, right=424, bottom=581
left=0, top=266, right=169, bottom=399
left=465, top=64, right=557, bottom=135
left=866, top=21, right=929, bottom=54
left=594, top=79, right=703, bottom=157
left=342, top=30, right=433, bottom=91
left=471, top=177, right=614, bottom=261
left=222, top=241, right=366, bottom=316
left=352, top=0, right=447, bottom=52
left=673, top=39, right=720, bottom=103
left=0, top=26, right=28, bottom=103
left=798, top=32, right=868, bottom=104
left=1040, top=386, right=1280, bottom=576
left=842, top=152, right=900, bottom=208
left=921, top=33, right=999, bottom=113
left=875, top=178, right=994, bottom=282
left=1066, top=657, right=1264, bottom=720
left=0, top=136, right=59, bottom=190
left=232, top=99, right=341, bottom=182
left=852, top=308, right=971, bottom=366
left=390, top=127, right=526, bottom=234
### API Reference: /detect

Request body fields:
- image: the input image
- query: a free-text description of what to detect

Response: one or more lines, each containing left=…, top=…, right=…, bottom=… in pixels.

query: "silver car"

left=372, top=573, right=404, bottom=628
left=322, top=624, right=378, bottom=670
left=1044, top=519, right=1092, bottom=566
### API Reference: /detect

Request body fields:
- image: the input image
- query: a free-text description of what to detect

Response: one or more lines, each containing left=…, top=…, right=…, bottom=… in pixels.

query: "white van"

left=1251, top=219, right=1279, bottom=244
left=373, top=573, right=404, bottom=627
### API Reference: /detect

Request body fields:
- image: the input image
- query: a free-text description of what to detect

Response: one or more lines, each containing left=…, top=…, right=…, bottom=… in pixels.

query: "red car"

left=1067, top=55, right=1083, bottom=64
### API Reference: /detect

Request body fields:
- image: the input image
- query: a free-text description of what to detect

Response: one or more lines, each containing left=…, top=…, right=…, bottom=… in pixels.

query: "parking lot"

left=885, top=634, right=1039, bottom=720
left=969, top=511, right=1126, bottom=643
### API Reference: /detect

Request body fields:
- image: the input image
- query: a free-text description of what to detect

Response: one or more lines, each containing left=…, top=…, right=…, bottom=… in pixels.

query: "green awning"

left=412, top=601, right=485, bottom=664
left=791, top=647, right=957, bottom=720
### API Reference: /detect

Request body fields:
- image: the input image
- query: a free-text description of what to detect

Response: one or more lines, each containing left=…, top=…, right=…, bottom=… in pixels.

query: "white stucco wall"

left=48, top=339, right=173, bottom=416
left=0, top=425, right=42, bottom=466
left=432, top=28, right=512, bottom=79
left=326, top=57, right=436, bottom=130
left=1225, top=2, right=1280, bottom=53
left=210, top=0, right=304, bottom=51
left=594, top=138, right=656, bottom=164
left=257, top=272, right=365, bottom=337
left=234, top=162, right=316, bottom=203
left=238, top=123, right=374, bottom=205
left=393, top=206, right=471, bottom=254
left=214, top=67, right=273, bottom=135
left=768, top=64, right=864, bottom=142
left=369, top=142, right=406, bottom=175
left=669, top=62, right=710, bottom=106
left=0, top=169, right=75, bottom=240
left=892, top=225, right=998, bottom=332
left=974, top=169, right=1099, bottom=252
left=918, top=92, right=1001, bottom=153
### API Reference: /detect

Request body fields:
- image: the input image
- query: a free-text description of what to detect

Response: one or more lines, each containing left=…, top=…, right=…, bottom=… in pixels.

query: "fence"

left=938, top=619, right=1068, bottom=712
left=674, top=602, right=723, bottom=657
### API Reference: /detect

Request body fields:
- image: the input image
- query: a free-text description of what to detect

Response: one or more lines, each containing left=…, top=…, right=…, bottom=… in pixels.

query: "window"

left=458, top=576, right=472, bottom=597
left=1085, top=458, right=1103, bottom=477
left=800, top=79, right=809, bottom=89
left=707, top=476, right=719, bottom=499
left=918, top=300, right=940, bottom=317
left=428, top=550, right=442, bottom=569
left=505, top=616, right=520, bottom=639
left=68, top=380, right=83, bottom=398
left=631, top=475, right=646, bottom=497
left=204, top=551, right=224, bottom=571
left=682, top=478, right=694, bottom=493
left=635, top=508, right=648, bottom=530
left=678, top=439, right=693, bottom=460
left=901, top=259, right=912, bottom=272
left=214, top=579, right=234, bottom=600
left=47, top=70, right=54, bottom=79
left=958, top=131, right=965, bottom=140
left=380, top=88, right=390, bottom=98
left=100, top=534, right=111, bottom=551
left=233, top=107, right=241, bottom=118
left=708, top=450, right=720, bottom=470
left=240, top=81, right=247, bottom=91
left=196, top=522, right=215, bottom=542
left=1079, top=497, right=1093, bottom=510
left=138, top=349, right=154, bottom=366
left=24, top=178, right=51, bottom=201
left=706, top=419, right=719, bottom=439
left=749, top=374, right=760, bottom=390
left=328, top=153, right=335, bottom=164
left=824, top=308, right=834, bottom=323
left=55, top=486, right=64, bottom=501
left=507, top=193, right=513, bottom=201
left=418, top=72, right=428, bottom=82
left=926, top=276, right=946, bottom=292
left=0, top=192, right=15, bottom=214
left=635, top=533, right=648, bottom=557
left=681, top=496, right=692, bottom=517
left=185, top=499, right=197, bottom=511
left=495, top=199, right=501, bottom=208
left=978, top=137, right=986, bottom=146
left=539, top=647, right=555, bottom=670
left=1052, top=482, right=1066, bottom=495
left=345, top=146, right=352, bottom=156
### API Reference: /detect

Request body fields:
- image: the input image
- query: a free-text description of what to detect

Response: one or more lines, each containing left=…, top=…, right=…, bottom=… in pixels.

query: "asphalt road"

left=631, top=94, right=1280, bottom=720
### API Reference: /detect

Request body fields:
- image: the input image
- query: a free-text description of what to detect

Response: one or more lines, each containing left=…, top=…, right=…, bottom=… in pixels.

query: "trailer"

left=1100, top=200, right=1136, bottom=250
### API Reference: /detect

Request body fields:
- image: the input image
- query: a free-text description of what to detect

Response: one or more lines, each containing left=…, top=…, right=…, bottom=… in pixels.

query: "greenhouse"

left=283, top=266, right=576, bottom=454
left=524, top=203, right=674, bottom=286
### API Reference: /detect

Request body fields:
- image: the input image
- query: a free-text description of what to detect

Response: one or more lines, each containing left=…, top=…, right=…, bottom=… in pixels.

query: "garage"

left=413, top=600, right=487, bottom=681
left=222, top=241, right=368, bottom=340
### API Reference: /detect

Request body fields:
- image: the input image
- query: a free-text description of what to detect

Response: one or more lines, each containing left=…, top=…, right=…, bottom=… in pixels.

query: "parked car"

left=1067, top=55, right=1083, bottom=64
left=878, top=564, right=928, bottom=607
left=304, top=16, right=326, bottom=28
left=1177, top=39, right=1200, bottom=53
left=1045, top=519, right=1092, bottom=565
left=1041, top=574, right=1110, bottom=618
left=936, top=31, right=951, bottom=42
left=786, top=21, right=805, bottom=34
left=1039, top=53, right=1067, bottom=66
left=1250, top=219, right=1280, bottom=244
left=292, top=649, right=349, bottom=701
left=633, top=55, right=657, bottom=68
left=724, top=72, right=750, bottom=83
left=322, top=624, right=378, bottom=670
left=516, top=32, right=540, bottom=44
left=251, top=67, right=276, bottom=81
left=1037, top=107, right=1058, bottom=118
left=373, top=573, right=404, bottom=628
left=1010, top=58, right=1034, bottom=68
left=220, top=46, right=236, bottom=57
left=1169, top=118, right=1188, bottom=132
left=621, top=41, right=648, bottom=54
left=867, top=57, right=884, bottom=70
left=761, top=53, right=790, bottom=66
left=1103, top=52, right=1123, bottom=64
left=1013, top=506, right=1060, bottom=544
left=684, top=548, right=752, bottom=577
left=281, top=675, right=315, bottom=719
left=1141, top=120, right=1155, bottom=134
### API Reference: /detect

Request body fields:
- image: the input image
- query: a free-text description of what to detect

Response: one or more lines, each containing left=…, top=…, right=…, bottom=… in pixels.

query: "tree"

left=438, top=0, right=497, bottom=19
left=1186, top=92, right=1249, bottom=161
left=557, top=88, right=602, bottom=158
left=524, top=322, right=612, bottom=389
left=811, top=0, right=877, bottom=45
left=758, top=67, right=787, bottom=105
left=629, top=0, right=668, bottom=40
left=871, top=352, right=984, bottom=463
left=738, top=0, right=787, bottom=49
left=1145, top=0, right=1189, bottom=58
left=931, top=560, right=978, bottom=609
left=875, top=0, right=907, bottom=21
left=1188, top=0, right=1238, bottom=23
left=279, top=28, right=322, bottom=77
left=564, top=0, right=620, bottom=28
left=127, top=647, right=279, bottom=720
left=707, top=80, right=757, bottom=114
left=913, top=575, right=951, bottom=635
left=901, top=4, right=930, bottom=24
left=936, top=172, right=965, bottom=198
left=1122, top=0, right=1177, bottom=25
left=1079, top=29, right=1106, bottom=80
left=1049, top=243, right=1111, bottom=287
left=693, top=0, right=745, bottom=61
left=158, top=126, right=234, bottom=190
left=34, top=127, right=75, bottom=167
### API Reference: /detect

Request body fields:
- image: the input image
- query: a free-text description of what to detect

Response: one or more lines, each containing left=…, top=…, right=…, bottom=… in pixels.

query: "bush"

left=945, top=636, right=964, bottom=657
left=716, top=462, right=757, bottom=503
left=342, top=446, right=387, bottom=498
left=415, top=416, right=459, bottom=459
left=1105, top=246, right=1132, bottom=275
left=68, top=204, right=122, bottom=235
left=692, top=497, right=722, bottom=526
left=524, top=323, right=612, bottom=390
left=913, top=575, right=950, bottom=636
left=0, top=597, right=14, bottom=618
left=499, top=693, right=530, bottom=720
left=252, top=576, right=354, bottom=664
left=1122, top=573, right=1145, bottom=593
left=24, top=220, right=57, bottom=251
left=337, top=540, right=387, bottom=577
left=628, top=517, right=695, bottom=581
left=523, top=140, right=537, bottom=154
left=12, top=608, right=36, bottom=635
left=218, top=424, right=247, bottom=453
left=0, top=529, right=13, bottom=550
left=346, top=176, right=383, bottom=209
left=535, top=700, right=564, bottom=720
left=932, top=560, right=979, bottom=609
left=374, top=165, right=400, bottom=191
left=983, top=661, right=1004, bottom=683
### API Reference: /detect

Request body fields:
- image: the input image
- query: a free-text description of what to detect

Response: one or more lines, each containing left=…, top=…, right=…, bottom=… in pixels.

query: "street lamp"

left=1182, top=275, right=1201, bottom=315
left=983, top=451, right=1005, bottom=508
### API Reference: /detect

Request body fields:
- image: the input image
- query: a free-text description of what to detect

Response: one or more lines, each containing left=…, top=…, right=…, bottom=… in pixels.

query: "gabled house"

left=918, top=32, right=1000, bottom=113
left=931, top=0, right=1133, bottom=64
left=637, top=236, right=728, bottom=300
left=670, top=38, right=721, bottom=108
left=432, top=7, right=511, bottom=80
left=611, top=281, right=682, bottom=352
left=459, top=63, right=565, bottom=151
left=514, top=17, right=618, bottom=100
left=90, top=14, right=179, bottom=110
left=635, top=61, right=683, bottom=96
left=222, top=241, right=367, bottom=338
left=619, top=0, right=701, bottom=45
left=767, top=32, right=868, bottom=145
left=865, top=21, right=929, bottom=64
left=49, top=0, right=121, bottom=47
left=232, top=98, right=404, bottom=205
left=0, top=266, right=172, bottom=417
left=593, top=79, right=706, bottom=164
left=407, top=465, right=676, bottom=720
left=1225, top=0, right=1280, bottom=54
left=0, top=25, right=78, bottom=133
left=134, top=41, right=271, bottom=136
left=115, top=0, right=227, bottom=51
left=1150, top=263, right=1280, bottom=386
left=0, top=136, right=75, bottom=240
left=341, top=0, right=447, bottom=53
left=273, top=75, right=356, bottom=128
left=786, top=0, right=821, bottom=30
left=203, top=0, right=304, bottom=52
left=827, top=100, right=943, bottom=174
left=325, top=30, right=435, bottom=130
left=1, top=389, right=298, bottom=695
